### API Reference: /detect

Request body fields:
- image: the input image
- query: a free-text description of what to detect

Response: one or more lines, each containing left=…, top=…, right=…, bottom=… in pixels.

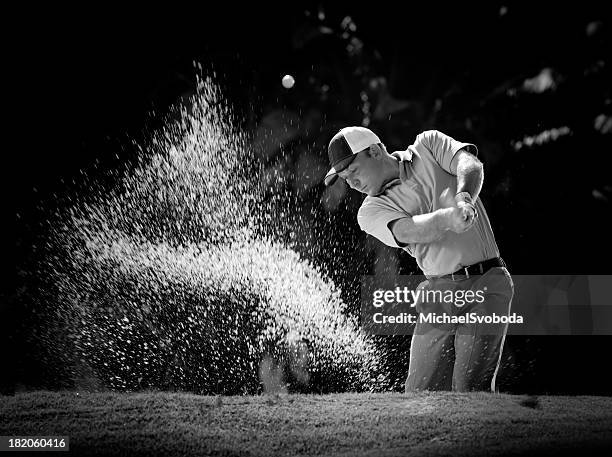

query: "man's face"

left=337, top=147, right=387, bottom=196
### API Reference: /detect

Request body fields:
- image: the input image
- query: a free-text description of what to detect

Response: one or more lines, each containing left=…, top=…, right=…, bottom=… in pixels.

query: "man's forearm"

left=390, top=208, right=455, bottom=244
left=456, top=153, right=484, bottom=201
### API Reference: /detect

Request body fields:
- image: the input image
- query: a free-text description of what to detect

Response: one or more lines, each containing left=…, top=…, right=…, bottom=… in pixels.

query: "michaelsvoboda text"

left=372, top=312, right=523, bottom=324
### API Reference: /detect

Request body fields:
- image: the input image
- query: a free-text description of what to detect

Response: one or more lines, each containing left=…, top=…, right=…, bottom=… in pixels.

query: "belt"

left=440, top=257, right=506, bottom=281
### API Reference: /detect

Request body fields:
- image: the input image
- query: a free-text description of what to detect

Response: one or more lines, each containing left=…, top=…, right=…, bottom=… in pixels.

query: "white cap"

left=324, top=126, right=381, bottom=186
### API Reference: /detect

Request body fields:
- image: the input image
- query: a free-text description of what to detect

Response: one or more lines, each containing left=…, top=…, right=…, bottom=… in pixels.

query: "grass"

left=1, top=391, right=611, bottom=456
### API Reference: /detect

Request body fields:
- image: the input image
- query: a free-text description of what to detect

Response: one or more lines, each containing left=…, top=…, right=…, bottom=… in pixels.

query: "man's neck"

left=377, top=156, right=401, bottom=192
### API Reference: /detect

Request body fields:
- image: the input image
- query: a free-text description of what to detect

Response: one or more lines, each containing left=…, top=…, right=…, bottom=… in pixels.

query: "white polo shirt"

left=357, top=130, right=500, bottom=277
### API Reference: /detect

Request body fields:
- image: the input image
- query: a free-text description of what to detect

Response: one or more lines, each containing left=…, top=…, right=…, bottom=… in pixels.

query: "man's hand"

left=439, top=188, right=476, bottom=233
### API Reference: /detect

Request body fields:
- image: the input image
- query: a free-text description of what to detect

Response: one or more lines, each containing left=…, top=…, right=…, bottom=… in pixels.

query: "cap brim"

left=324, top=168, right=340, bottom=186
left=323, top=154, right=357, bottom=186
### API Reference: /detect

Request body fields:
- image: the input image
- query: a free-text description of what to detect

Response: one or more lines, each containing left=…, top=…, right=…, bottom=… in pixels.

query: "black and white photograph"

left=5, top=3, right=612, bottom=456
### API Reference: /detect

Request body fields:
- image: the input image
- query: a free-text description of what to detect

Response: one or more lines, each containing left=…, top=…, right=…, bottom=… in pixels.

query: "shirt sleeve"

left=357, top=199, right=409, bottom=248
left=417, top=130, right=478, bottom=175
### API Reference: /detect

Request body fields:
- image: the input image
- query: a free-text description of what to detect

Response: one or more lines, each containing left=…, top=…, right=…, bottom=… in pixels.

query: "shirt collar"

left=391, top=149, right=414, bottom=162
left=375, top=149, right=415, bottom=194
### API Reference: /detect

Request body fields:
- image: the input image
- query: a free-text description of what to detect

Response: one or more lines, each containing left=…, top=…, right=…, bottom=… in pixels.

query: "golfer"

left=323, top=127, right=514, bottom=392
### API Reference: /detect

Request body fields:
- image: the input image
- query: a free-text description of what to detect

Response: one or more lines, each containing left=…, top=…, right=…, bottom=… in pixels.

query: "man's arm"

left=389, top=204, right=472, bottom=245
left=450, top=150, right=483, bottom=223
left=451, top=149, right=483, bottom=201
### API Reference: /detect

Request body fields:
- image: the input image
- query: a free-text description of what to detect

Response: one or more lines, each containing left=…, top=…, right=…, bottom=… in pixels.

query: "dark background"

left=9, top=3, right=612, bottom=394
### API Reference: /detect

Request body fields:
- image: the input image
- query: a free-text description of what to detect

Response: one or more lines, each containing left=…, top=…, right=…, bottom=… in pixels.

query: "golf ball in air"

left=282, top=75, right=295, bottom=89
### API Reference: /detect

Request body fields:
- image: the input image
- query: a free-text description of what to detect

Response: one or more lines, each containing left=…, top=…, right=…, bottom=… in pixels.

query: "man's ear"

left=369, top=143, right=385, bottom=159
